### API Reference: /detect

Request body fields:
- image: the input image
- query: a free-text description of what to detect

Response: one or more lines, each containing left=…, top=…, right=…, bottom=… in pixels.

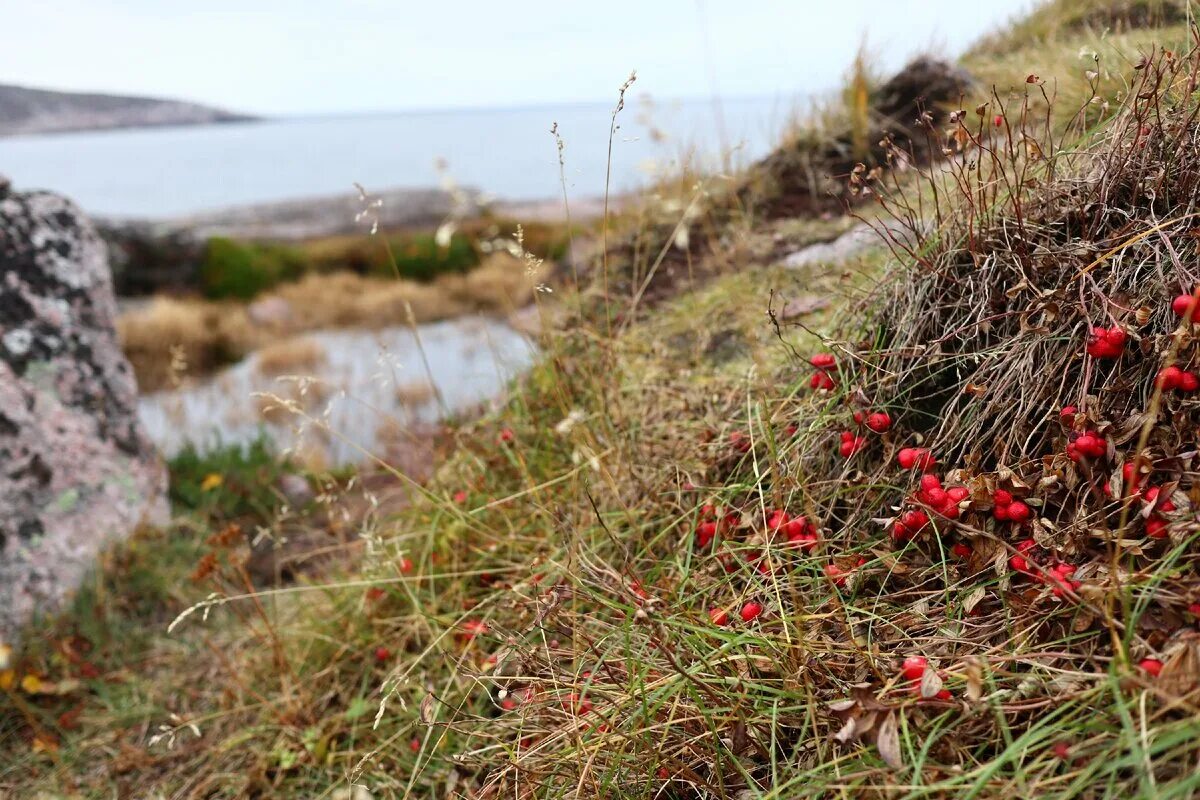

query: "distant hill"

left=0, top=83, right=256, bottom=136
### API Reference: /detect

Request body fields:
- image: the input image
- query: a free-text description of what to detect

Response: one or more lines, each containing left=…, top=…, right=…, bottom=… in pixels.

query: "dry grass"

left=255, top=336, right=327, bottom=377
left=120, top=251, right=542, bottom=392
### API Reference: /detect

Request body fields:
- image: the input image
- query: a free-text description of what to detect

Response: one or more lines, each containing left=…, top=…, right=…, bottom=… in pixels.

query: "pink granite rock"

left=0, top=184, right=168, bottom=647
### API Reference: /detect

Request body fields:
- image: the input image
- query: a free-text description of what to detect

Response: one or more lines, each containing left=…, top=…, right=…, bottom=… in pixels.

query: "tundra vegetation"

left=5, top=2, right=1200, bottom=798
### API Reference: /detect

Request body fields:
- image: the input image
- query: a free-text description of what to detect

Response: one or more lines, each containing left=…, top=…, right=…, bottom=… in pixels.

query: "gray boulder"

left=0, top=180, right=168, bottom=647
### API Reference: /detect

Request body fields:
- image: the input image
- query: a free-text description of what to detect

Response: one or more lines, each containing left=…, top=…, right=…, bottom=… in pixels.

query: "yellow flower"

left=201, top=473, right=224, bottom=491
left=20, top=674, right=43, bottom=694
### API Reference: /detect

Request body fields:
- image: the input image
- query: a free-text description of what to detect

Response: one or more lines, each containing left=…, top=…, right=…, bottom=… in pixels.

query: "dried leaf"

left=919, top=668, right=944, bottom=699
left=876, top=712, right=904, bottom=769
left=419, top=693, right=436, bottom=725
left=965, top=658, right=984, bottom=701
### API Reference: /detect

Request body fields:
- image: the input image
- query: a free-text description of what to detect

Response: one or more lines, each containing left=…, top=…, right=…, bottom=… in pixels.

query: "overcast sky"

left=3, top=1, right=1034, bottom=116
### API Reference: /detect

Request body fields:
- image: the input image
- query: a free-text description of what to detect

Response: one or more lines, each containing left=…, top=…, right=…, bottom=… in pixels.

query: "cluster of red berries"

left=809, top=353, right=837, bottom=391
left=767, top=508, right=819, bottom=550
left=709, top=600, right=764, bottom=626
left=1009, top=540, right=1080, bottom=597
left=992, top=490, right=1032, bottom=523
left=1156, top=366, right=1200, bottom=393
left=1060, top=407, right=1110, bottom=461
left=893, top=474, right=967, bottom=542
left=900, top=656, right=952, bottom=700
left=838, top=431, right=867, bottom=457
left=1142, top=486, right=1176, bottom=539
left=695, top=504, right=739, bottom=548
left=1086, top=326, right=1127, bottom=359
left=837, top=410, right=892, bottom=458
left=1065, top=429, right=1107, bottom=462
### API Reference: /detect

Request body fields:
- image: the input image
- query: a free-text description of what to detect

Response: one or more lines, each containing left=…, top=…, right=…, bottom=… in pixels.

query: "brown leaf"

left=965, top=658, right=984, bottom=702
left=420, top=693, right=436, bottom=725
left=834, top=716, right=858, bottom=744
left=876, top=712, right=904, bottom=769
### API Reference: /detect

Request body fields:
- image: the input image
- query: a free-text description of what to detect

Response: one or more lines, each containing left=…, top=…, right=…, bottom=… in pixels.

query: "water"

left=0, top=95, right=798, bottom=219
left=138, top=316, right=536, bottom=466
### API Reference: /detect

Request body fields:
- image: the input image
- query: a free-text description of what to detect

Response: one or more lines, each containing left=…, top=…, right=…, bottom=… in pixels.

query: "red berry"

left=920, top=474, right=943, bottom=493
left=709, top=607, right=730, bottom=626
left=1182, top=371, right=1200, bottom=392
left=410, top=737, right=421, bottom=752
left=866, top=412, right=892, bottom=433
left=399, top=557, right=414, bottom=574
left=947, top=486, right=969, bottom=502
left=1052, top=741, right=1071, bottom=760
left=838, top=433, right=867, bottom=457
left=782, top=517, right=809, bottom=538
left=1138, top=658, right=1163, bottom=677
left=1006, top=501, right=1032, bottom=523
left=1060, top=405, right=1078, bottom=419
left=499, top=428, right=515, bottom=443
left=993, top=114, right=1004, bottom=127
left=810, top=353, right=836, bottom=369
left=788, top=530, right=819, bottom=551
left=824, top=563, right=848, bottom=586
left=898, top=447, right=934, bottom=471
left=1145, top=516, right=1168, bottom=539
left=453, top=489, right=468, bottom=504
left=740, top=601, right=764, bottom=622
left=1157, top=366, right=1183, bottom=390
left=1172, top=293, right=1199, bottom=319
left=901, top=656, right=928, bottom=680
left=852, top=410, right=865, bottom=425
left=994, top=489, right=1013, bottom=506
left=1189, top=602, right=1200, bottom=617
left=810, top=371, right=836, bottom=391
left=951, top=542, right=972, bottom=559
left=374, top=646, right=392, bottom=662
left=766, top=509, right=789, bottom=532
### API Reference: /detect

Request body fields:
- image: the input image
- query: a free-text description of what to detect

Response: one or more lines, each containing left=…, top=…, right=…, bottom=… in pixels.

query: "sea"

left=0, top=94, right=802, bottom=219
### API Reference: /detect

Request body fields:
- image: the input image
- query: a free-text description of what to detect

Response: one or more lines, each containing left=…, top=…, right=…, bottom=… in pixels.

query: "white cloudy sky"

left=3, top=0, right=1034, bottom=115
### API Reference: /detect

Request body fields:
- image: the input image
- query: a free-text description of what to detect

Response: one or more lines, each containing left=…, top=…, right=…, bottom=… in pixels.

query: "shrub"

left=199, top=237, right=310, bottom=300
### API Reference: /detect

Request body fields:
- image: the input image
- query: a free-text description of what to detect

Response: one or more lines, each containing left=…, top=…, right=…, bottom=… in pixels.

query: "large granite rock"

left=0, top=180, right=168, bottom=646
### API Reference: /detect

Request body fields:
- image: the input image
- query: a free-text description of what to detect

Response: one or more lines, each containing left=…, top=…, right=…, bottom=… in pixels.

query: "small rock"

left=276, top=473, right=313, bottom=507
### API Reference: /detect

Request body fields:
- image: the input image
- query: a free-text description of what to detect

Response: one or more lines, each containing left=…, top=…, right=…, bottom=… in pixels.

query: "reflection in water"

left=138, top=316, right=536, bottom=466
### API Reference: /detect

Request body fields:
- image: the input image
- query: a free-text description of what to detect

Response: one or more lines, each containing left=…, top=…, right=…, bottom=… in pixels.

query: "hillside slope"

left=0, top=83, right=254, bottom=136
left=5, top=2, right=1200, bottom=799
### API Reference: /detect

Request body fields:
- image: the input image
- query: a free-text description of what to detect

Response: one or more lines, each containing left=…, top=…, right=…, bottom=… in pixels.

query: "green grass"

left=167, top=435, right=298, bottom=525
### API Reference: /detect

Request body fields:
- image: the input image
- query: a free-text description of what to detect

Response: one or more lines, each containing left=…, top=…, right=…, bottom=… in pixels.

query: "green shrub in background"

left=375, top=231, right=479, bottom=281
left=199, top=237, right=311, bottom=300
left=168, top=436, right=300, bottom=524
